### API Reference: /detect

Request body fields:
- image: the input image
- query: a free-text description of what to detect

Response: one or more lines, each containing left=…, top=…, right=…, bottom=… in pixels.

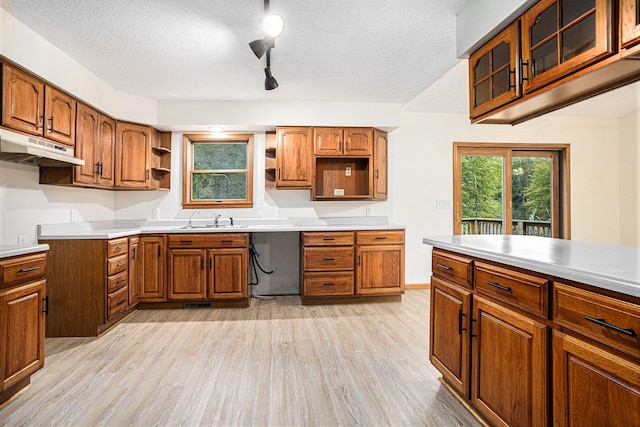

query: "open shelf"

left=265, top=131, right=277, bottom=189
left=314, top=157, right=371, bottom=200
left=152, top=146, right=171, bottom=154
left=151, top=131, right=171, bottom=190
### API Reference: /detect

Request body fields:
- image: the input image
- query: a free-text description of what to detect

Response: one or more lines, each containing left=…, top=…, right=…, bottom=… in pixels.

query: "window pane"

left=531, top=4, right=558, bottom=46
left=461, top=156, right=504, bottom=235
left=492, top=68, right=510, bottom=97
left=531, top=36, right=558, bottom=77
left=562, top=0, right=594, bottom=27
left=192, top=172, right=247, bottom=200
left=511, top=157, right=552, bottom=237
left=492, top=42, right=510, bottom=71
left=475, top=79, right=491, bottom=107
left=474, top=54, right=490, bottom=82
left=561, top=13, right=596, bottom=63
left=193, top=143, right=247, bottom=170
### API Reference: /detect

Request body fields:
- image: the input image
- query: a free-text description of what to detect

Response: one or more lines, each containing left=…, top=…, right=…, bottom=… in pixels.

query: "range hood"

left=0, top=128, right=85, bottom=167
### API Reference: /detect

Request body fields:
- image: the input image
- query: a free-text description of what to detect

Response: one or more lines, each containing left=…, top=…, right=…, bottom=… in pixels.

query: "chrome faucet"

left=214, top=213, right=221, bottom=227
left=188, top=210, right=199, bottom=228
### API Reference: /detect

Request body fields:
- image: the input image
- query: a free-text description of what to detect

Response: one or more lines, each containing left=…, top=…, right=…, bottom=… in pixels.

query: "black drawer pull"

left=323, top=258, right=335, bottom=261
left=323, top=238, right=335, bottom=241
left=116, top=299, right=126, bottom=306
left=116, top=263, right=126, bottom=268
left=584, top=316, right=636, bottom=337
left=375, top=236, right=387, bottom=240
left=116, top=279, right=126, bottom=285
left=487, top=281, right=512, bottom=292
left=323, top=283, right=335, bottom=286
left=18, top=266, right=40, bottom=273
left=180, top=240, right=193, bottom=244
left=436, top=263, right=452, bottom=271
left=116, top=245, right=126, bottom=250
left=221, top=240, right=233, bottom=243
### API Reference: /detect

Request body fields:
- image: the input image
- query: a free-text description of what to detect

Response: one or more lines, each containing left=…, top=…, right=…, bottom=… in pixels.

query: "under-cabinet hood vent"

left=0, top=128, right=85, bottom=167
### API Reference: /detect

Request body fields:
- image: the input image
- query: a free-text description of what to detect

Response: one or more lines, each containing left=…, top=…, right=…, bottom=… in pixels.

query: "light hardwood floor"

left=1, top=290, right=481, bottom=426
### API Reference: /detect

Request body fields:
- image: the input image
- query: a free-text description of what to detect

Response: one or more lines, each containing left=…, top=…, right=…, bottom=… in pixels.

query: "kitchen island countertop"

left=423, top=235, right=640, bottom=298
left=0, top=243, right=49, bottom=259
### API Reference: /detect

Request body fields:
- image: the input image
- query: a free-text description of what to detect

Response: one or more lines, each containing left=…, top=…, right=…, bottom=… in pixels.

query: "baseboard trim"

left=405, top=283, right=430, bottom=290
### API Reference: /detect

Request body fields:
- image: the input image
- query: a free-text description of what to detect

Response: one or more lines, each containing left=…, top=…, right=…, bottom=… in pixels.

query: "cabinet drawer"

left=432, top=250, right=473, bottom=289
left=302, top=231, right=354, bottom=246
left=356, top=230, right=404, bottom=245
left=167, top=233, right=248, bottom=248
left=303, top=272, right=354, bottom=296
left=107, top=254, right=128, bottom=276
left=107, top=285, right=129, bottom=320
left=0, top=253, right=46, bottom=286
left=553, top=282, right=640, bottom=359
left=303, top=247, right=354, bottom=271
left=474, top=262, right=549, bottom=318
left=107, top=238, right=129, bottom=258
left=107, top=270, right=128, bottom=293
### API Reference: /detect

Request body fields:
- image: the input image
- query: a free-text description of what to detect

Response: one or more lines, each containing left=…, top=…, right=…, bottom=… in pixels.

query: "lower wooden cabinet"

left=208, top=248, right=248, bottom=299
left=128, top=237, right=140, bottom=307
left=355, top=230, right=404, bottom=295
left=138, top=236, right=166, bottom=302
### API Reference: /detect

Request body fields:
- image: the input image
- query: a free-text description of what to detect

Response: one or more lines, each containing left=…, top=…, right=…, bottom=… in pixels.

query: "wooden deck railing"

left=462, top=218, right=551, bottom=237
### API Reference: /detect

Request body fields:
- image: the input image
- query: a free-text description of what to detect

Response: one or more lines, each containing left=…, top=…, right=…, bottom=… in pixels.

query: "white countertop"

left=422, top=235, right=640, bottom=298
left=37, top=217, right=404, bottom=240
left=0, top=243, right=49, bottom=259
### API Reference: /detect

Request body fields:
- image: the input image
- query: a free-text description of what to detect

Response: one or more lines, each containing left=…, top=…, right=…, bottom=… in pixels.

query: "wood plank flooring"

left=0, top=290, right=481, bottom=426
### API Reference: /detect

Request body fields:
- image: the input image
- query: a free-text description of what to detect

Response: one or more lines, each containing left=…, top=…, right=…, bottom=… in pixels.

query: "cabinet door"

left=0, top=280, right=45, bottom=392
left=207, top=248, right=247, bottom=299
left=469, top=21, right=521, bottom=118
left=343, top=128, right=372, bottom=156
left=552, top=331, right=640, bottom=427
left=44, top=86, right=76, bottom=147
left=430, top=277, right=471, bottom=398
left=521, top=0, right=614, bottom=94
left=276, top=127, right=313, bottom=187
left=168, top=249, right=206, bottom=300
left=1, top=64, right=45, bottom=136
left=97, top=115, right=116, bottom=187
left=314, top=127, right=343, bottom=156
left=128, top=237, right=140, bottom=307
left=621, top=0, right=640, bottom=49
left=115, top=122, right=150, bottom=189
left=373, top=129, right=388, bottom=200
left=471, top=296, right=548, bottom=427
left=355, top=245, right=404, bottom=295
left=74, top=103, right=99, bottom=185
left=138, top=237, right=165, bottom=301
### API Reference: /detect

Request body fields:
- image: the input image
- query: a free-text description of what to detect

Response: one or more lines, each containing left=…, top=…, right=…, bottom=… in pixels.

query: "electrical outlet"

left=366, top=206, right=373, bottom=216
left=151, top=208, right=160, bottom=219
left=17, top=235, right=26, bottom=245
left=255, top=198, right=263, bottom=209
left=345, top=166, right=352, bottom=177
left=436, top=200, right=452, bottom=209
left=275, top=207, right=282, bottom=217
left=71, top=209, right=80, bottom=222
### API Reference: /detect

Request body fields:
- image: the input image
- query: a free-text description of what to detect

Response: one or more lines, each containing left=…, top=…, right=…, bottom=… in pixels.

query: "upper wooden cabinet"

left=314, top=127, right=372, bottom=157
left=469, top=21, right=521, bottom=118
left=275, top=126, right=313, bottom=188
left=1, top=63, right=76, bottom=147
left=372, top=129, right=388, bottom=200
left=521, top=0, right=615, bottom=94
left=73, top=103, right=115, bottom=187
left=621, top=0, right=640, bottom=49
left=115, top=121, right=151, bottom=189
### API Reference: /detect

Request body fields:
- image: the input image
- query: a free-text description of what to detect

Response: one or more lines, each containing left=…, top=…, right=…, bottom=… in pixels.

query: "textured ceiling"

left=0, top=0, right=469, bottom=104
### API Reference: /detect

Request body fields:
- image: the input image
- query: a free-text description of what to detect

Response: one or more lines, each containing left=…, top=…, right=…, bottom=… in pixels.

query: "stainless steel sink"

left=174, top=224, right=248, bottom=229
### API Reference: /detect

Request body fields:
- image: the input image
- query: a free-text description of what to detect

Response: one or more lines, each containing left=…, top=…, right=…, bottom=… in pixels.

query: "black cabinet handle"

left=358, top=255, right=361, bottom=266
left=47, top=116, right=54, bottom=131
left=458, top=310, right=466, bottom=335
left=323, top=238, right=335, bottom=241
left=323, top=258, right=335, bottom=261
left=19, top=266, right=39, bottom=273
left=116, top=299, right=126, bottom=306
left=181, top=240, right=193, bottom=244
left=436, top=263, right=452, bottom=271
left=116, top=245, right=126, bottom=250
left=323, top=283, right=335, bottom=286
left=221, top=240, right=233, bottom=243
left=38, top=115, right=44, bottom=129
left=158, top=246, right=161, bottom=257
left=375, top=237, right=387, bottom=240
left=131, top=247, right=136, bottom=260
left=43, top=296, right=49, bottom=315
left=584, top=316, right=636, bottom=337
left=116, top=263, right=126, bottom=268
left=116, top=279, right=126, bottom=285
left=487, top=281, right=511, bottom=292
left=201, top=258, right=204, bottom=270
left=471, top=318, right=477, bottom=338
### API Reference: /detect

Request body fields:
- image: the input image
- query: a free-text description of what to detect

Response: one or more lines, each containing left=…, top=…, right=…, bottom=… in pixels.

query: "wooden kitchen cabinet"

left=521, top=0, right=615, bottom=94
left=168, top=249, right=206, bottom=300
left=208, top=248, right=248, bottom=299
left=314, top=127, right=372, bottom=156
left=301, top=231, right=355, bottom=299
left=149, top=128, right=171, bottom=190
left=275, top=126, right=313, bottom=188
left=0, top=252, right=46, bottom=404
left=621, top=0, right=640, bottom=49
left=138, top=236, right=166, bottom=302
left=128, top=237, right=140, bottom=307
left=372, top=129, right=388, bottom=200
left=355, top=230, right=405, bottom=296
left=1, top=62, right=76, bottom=147
left=469, top=21, right=521, bottom=119
left=115, top=121, right=151, bottom=189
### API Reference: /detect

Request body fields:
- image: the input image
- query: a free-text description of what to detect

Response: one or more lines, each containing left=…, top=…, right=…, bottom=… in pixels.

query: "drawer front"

left=553, top=282, right=640, bottom=358
left=302, top=231, right=355, bottom=246
left=356, top=230, right=404, bottom=245
left=303, top=247, right=354, bottom=271
left=168, top=233, right=249, bottom=248
left=107, top=285, right=129, bottom=320
left=432, top=250, right=473, bottom=289
left=107, top=238, right=129, bottom=258
left=303, top=272, right=354, bottom=296
left=107, top=270, right=128, bottom=293
left=474, top=262, right=549, bottom=318
left=0, top=253, right=46, bottom=286
left=107, top=254, right=128, bottom=276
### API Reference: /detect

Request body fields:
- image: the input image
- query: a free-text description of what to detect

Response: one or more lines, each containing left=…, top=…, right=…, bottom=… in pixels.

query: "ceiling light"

left=249, top=0, right=283, bottom=90
left=249, top=37, right=274, bottom=59
left=264, top=68, right=278, bottom=90
left=261, top=14, right=284, bottom=38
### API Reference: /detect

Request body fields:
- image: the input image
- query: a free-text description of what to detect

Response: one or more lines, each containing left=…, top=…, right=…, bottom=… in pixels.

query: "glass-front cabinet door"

left=521, top=0, right=614, bottom=94
left=621, top=0, right=640, bottom=49
left=469, top=22, right=521, bottom=119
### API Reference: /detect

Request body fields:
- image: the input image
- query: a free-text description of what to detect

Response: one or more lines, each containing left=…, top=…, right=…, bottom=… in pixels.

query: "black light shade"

left=264, top=67, right=278, bottom=90
left=249, top=37, right=274, bottom=59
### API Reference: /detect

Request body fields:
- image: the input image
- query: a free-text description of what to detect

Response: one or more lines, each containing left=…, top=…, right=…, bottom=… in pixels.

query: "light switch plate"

left=436, top=200, right=452, bottom=209
left=345, top=167, right=352, bottom=176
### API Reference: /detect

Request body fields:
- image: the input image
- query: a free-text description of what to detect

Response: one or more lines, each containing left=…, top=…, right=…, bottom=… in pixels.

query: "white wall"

left=619, top=110, right=640, bottom=246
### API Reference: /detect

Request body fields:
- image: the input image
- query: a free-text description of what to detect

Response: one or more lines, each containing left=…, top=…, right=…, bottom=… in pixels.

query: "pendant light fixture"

left=249, top=0, right=283, bottom=90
